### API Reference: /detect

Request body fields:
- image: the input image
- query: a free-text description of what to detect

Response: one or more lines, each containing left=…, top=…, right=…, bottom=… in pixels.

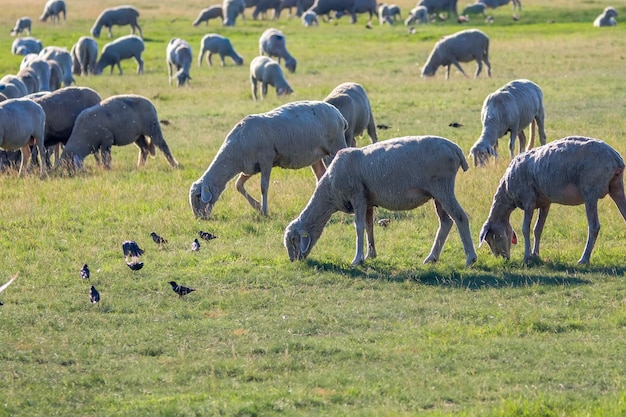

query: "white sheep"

left=594, top=6, right=618, bottom=27
left=284, top=136, right=477, bottom=266
left=71, top=36, right=99, bottom=76
left=249, top=56, right=293, bottom=101
left=166, top=38, right=193, bottom=86
left=20, top=56, right=51, bottom=92
left=334, top=0, right=378, bottom=25
left=0, top=75, right=28, bottom=98
left=189, top=100, right=348, bottom=219
left=404, top=5, right=428, bottom=25
left=94, top=35, right=145, bottom=75
left=469, top=79, right=546, bottom=166
left=462, top=2, right=486, bottom=16
left=17, top=67, right=39, bottom=94
left=39, top=0, right=66, bottom=23
left=11, top=37, right=43, bottom=56
left=11, top=17, right=32, bottom=36
left=198, top=34, right=244, bottom=67
left=479, top=136, right=626, bottom=265
left=91, top=6, right=142, bottom=38
left=39, top=46, right=75, bottom=87
left=301, top=10, right=319, bottom=26
left=478, top=0, right=521, bottom=14
left=418, top=0, right=458, bottom=20
left=60, top=94, right=178, bottom=170
left=223, top=0, right=246, bottom=25
left=323, top=82, right=377, bottom=148
left=193, top=5, right=224, bottom=26
left=421, top=29, right=491, bottom=79
left=259, top=28, right=297, bottom=73
left=0, top=98, right=47, bottom=176
left=378, top=4, right=394, bottom=24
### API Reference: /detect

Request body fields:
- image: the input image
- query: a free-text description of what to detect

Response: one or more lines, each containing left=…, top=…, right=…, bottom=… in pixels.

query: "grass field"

left=2, top=0, right=626, bottom=415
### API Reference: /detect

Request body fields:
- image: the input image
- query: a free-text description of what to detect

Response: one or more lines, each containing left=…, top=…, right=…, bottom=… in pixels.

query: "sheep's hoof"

left=577, top=258, right=590, bottom=265
left=465, top=256, right=477, bottom=267
left=423, top=255, right=438, bottom=264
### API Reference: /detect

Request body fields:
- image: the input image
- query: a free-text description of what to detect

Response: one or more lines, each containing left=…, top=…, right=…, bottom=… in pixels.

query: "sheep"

left=252, top=0, right=281, bottom=19
left=421, top=29, right=491, bottom=79
left=198, top=34, right=244, bottom=67
left=71, top=36, right=98, bottom=76
left=479, top=0, right=521, bottom=14
left=479, top=136, right=626, bottom=265
left=297, top=0, right=316, bottom=16
left=90, top=6, right=142, bottom=39
left=223, top=0, right=246, bottom=25
left=193, top=5, right=224, bottom=26
left=166, top=38, right=193, bottom=86
left=378, top=4, right=394, bottom=24
left=469, top=79, right=546, bottom=166
left=39, top=46, right=75, bottom=87
left=47, top=60, right=63, bottom=90
left=418, top=0, right=458, bottom=19
left=388, top=4, right=401, bottom=19
left=308, top=0, right=357, bottom=22
left=323, top=82, right=377, bottom=148
left=278, top=0, right=298, bottom=17
left=594, top=6, right=618, bottom=27
left=11, top=37, right=43, bottom=55
left=462, top=2, right=487, bottom=16
left=94, top=35, right=145, bottom=75
left=0, top=75, right=28, bottom=98
left=249, top=56, right=293, bottom=101
left=259, top=28, right=297, bottom=73
left=334, top=0, right=378, bottom=24
left=284, top=135, right=477, bottom=266
left=39, top=0, right=66, bottom=23
left=60, top=94, right=179, bottom=170
left=10, top=17, right=31, bottom=36
left=301, top=10, right=319, bottom=25
left=189, top=100, right=348, bottom=219
left=20, top=56, right=51, bottom=92
left=0, top=98, right=47, bottom=176
left=404, top=5, right=428, bottom=25
left=17, top=67, right=39, bottom=94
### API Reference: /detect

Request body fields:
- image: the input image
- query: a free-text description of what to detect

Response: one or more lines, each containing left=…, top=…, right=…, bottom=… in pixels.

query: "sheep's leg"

left=251, top=78, right=258, bottom=101
left=116, top=61, right=123, bottom=75
left=451, top=60, right=468, bottom=78
left=432, top=194, right=477, bottom=266
left=235, top=173, right=263, bottom=213
left=366, top=115, right=378, bottom=143
left=483, top=54, right=491, bottom=77
left=261, top=82, right=268, bottom=99
left=535, top=114, right=547, bottom=146
left=423, top=199, right=454, bottom=264
left=167, top=62, right=173, bottom=85
left=579, top=199, right=601, bottom=264
left=445, top=65, right=451, bottom=80
left=135, top=136, right=150, bottom=167
left=608, top=169, right=626, bottom=221
left=310, top=160, right=326, bottom=180
left=101, top=146, right=112, bottom=169
left=508, top=130, right=518, bottom=158
left=18, top=144, right=32, bottom=177
left=531, top=205, right=550, bottom=260
left=365, top=206, right=376, bottom=260
left=136, top=24, right=143, bottom=39
left=521, top=208, right=534, bottom=263
left=474, top=58, right=483, bottom=78
left=517, top=130, right=527, bottom=153
left=108, top=26, right=113, bottom=38
left=220, top=54, right=226, bottom=67
left=351, top=202, right=367, bottom=265
left=208, top=52, right=214, bottom=66
left=259, top=168, right=272, bottom=215
left=135, top=56, right=144, bottom=74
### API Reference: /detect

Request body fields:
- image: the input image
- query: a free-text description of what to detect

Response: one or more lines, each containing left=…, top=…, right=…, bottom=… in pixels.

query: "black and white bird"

left=122, top=240, right=144, bottom=263
left=89, top=285, right=100, bottom=304
left=191, top=238, right=201, bottom=252
left=169, top=281, right=196, bottom=297
left=198, top=231, right=218, bottom=241
left=150, top=232, right=167, bottom=245
left=80, top=263, right=90, bottom=280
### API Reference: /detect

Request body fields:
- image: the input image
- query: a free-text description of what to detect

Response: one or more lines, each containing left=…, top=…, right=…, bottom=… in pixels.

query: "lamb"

left=479, top=136, right=626, bottom=265
left=39, top=0, right=66, bottom=23
left=323, top=82, right=377, bottom=148
left=94, top=35, right=145, bottom=75
left=0, top=98, right=47, bottom=176
left=192, top=5, right=224, bottom=26
left=462, top=2, right=487, bottom=16
left=11, top=37, right=43, bottom=55
left=404, top=5, right=428, bottom=25
left=421, top=29, right=491, bottom=79
left=189, top=100, right=348, bottom=219
left=60, top=94, right=179, bottom=170
left=284, top=136, right=477, bottom=266
left=418, top=0, right=458, bottom=20
left=90, top=6, right=142, bottom=39
left=594, top=6, right=618, bottom=27
left=479, top=0, right=521, bottom=14
left=166, top=38, right=193, bottom=86
left=249, top=56, right=293, bottom=100
left=198, top=34, right=244, bottom=67
left=71, top=36, right=98, bottom=76
left=39, top=46, right=75, bottom=86
left=301, top=10, right=319, bottom=25
left=378, top=4, right=394, bottom=24
left=10, top=17, right=31, bottom=36
left=259, top=28, right=297, bottom=73
left=223, top=0, right=246, bottom=25
left=469, top=79, right=546, bottom=166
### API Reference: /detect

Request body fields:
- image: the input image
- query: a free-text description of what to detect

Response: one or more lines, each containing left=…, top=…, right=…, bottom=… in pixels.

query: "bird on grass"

left=169, top=281, right=196, bottom=298
left=191, top=238, right=201, bottom=252
left=122, top=240, right=144, bottom=263
left=378, top=218, right=391, bottom=227
left=198, top=231, right=218, bottom=241
left=150, top=232, right=167, bottom=246
left=126, top=262, right=144, bottom=271
left=449, top=122, right=464, bottom=128
left=89, top=285, right=100, bottom=305
left=80, top=263, right=90, bottom=280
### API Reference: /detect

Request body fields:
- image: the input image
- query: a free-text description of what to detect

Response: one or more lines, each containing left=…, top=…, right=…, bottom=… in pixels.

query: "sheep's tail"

left=457, top=144, right=469, bottom=172
left=525, top=119, right=537, bottom=152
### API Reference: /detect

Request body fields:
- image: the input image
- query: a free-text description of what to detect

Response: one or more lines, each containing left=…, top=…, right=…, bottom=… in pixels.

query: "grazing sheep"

left=594, top=6, right=618, bottom=27
left=405, top=5, right=428, bottom=25
left=71, top=36, right=98, bottom=76
left=39, top=46, right=75, bottom=86
left=94, top=35, right=145, bottom=75
left=11, top=37, right=43, bottom=55
left=198, top=34, right=244, bottom=67
left=166, top=38, right=193, bottom=86
left=47, top=60, right=63, bottom=90
left=0, top=98, right=47, bottom=176
left=259, top=28, right=297, bottom=73
left=479, top=0, right=521, bottom=14
left=20, top=56, right=51, bottom=92
left=418, top=0, right=458, bottom=19
left=252, top=0, right=281, bottom=19
left=91, top=6, right=142, bottom=39
left=250, top=56, right=293, bottom=100
left=10, top=17, right=32, bottom=36
left=308, top=0, right=357, bottom=22
left=421, top=29, right=491, bottom=79
left=378, top=4, right=394, bottom=24
left=0, top=75, right=28, bottom=98
left=223, top=0, right=246, bottom=25
left=334, top=0, right=378, bottom=24
left=388, top=4, right=401, bottom=20
left=189, top=100, right=348, bottom=219
left=60, top=94, right=179, bottom=170
left=39, top=0, right=66, bottom=23
left=193, top=5, right=224, bottom=26
left=462, top=2, right=487, bottom=16
left=323, top=82, right=377, bottom=148
left=284, top=136, right=477, bottom=266
left=479, top=136, right=626, bottom=265
left=302, top=10, right=319, bottom=25
left=469, top=79, right=546, bottom=166
left=17, top=67, right=39, bottom=94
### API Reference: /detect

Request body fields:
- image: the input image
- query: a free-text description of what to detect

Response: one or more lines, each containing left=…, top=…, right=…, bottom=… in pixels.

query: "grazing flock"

left=0, top=0, right=624, bottom=306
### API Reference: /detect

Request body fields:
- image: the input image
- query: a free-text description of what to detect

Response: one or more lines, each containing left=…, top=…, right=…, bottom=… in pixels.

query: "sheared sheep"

left=10, top=17, right=31, bottom=36
left=71, top=36, right=98, bottom=76
left=198, top=34, right=244, bottom=67
left=91, top=6, right=142, bottom=38
left=284, top=135, right=477, bottom=266
left=94, top=35, right=145, bottom=75
left=17, top=67, right=39, bottom=94
left=0, top=98, right=47, bottom=176
left=594, top=6, right=618, bottom=27
left=193, top=5, right=224, bottom=26
left=259, top=28, right=297, bottom=73
left=11, top=37, right=43, bottom=55
left=479, top=0, right=521, bottom=14
left=166, top=38, right=193, bottom=86
left=39, top=0, right=66, bottom=23
left=189, top=100, right=348, bottom=219
left=20, top=56, right=51, bottom=91
left=479, top=136, right=626, bottom=265
left=421, top=29, right=491, bottom=79
left=223, top=0, right=246, bottom=25
left=250, top=56, right=293, bottom=100
left=60, top=94, right=178, bottom=170
left=469, top=79, right=546, bottom=166
left=302, top=10, right=319, bottom=25
left=405, top=5, right=428, bottom=25
left=418, top=0, right=458, bottom=19
left=39, top=46, right=75, bottom=86
left=323, top=82, right=377, bottom=148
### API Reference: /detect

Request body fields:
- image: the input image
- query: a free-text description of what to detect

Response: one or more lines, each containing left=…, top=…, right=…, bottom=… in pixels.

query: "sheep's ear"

left=300, top=231, right=311, bottom=253
left=478, top=223, right=489, bottom=248
left=511, top=230, right=518, bottom=245
left=201, top=186, right=212, bottom=203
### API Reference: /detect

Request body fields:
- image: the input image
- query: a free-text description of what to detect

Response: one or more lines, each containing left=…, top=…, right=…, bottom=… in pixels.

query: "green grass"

left=2, top=0, right=626, bottom=415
